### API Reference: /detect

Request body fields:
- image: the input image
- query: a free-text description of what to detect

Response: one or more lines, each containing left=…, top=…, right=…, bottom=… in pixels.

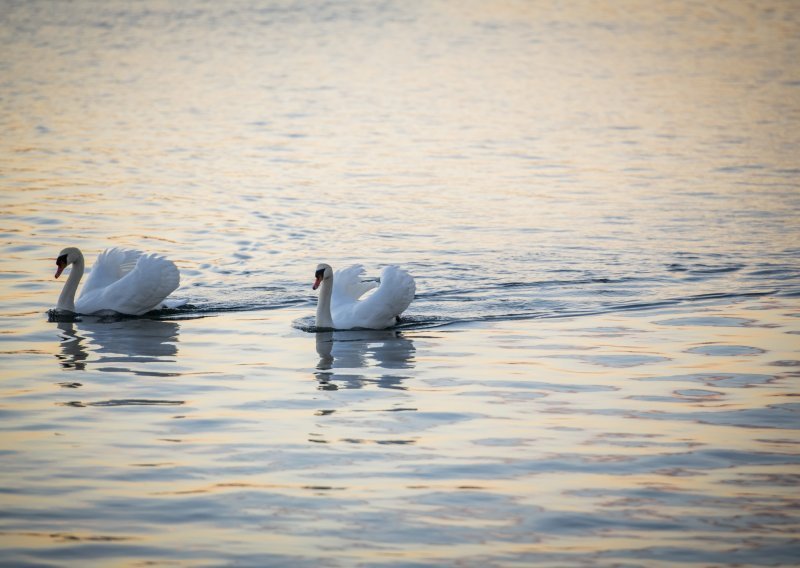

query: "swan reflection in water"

left=56, top=317, right=180, bottom=374
left=314, top=329, right=415, bottom=390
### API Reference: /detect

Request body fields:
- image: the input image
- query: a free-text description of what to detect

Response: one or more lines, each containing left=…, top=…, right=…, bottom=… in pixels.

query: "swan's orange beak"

left=312, top=276, right=322, bottom=290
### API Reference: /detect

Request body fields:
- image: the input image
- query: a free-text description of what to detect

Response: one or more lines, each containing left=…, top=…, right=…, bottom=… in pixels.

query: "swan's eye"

left=56, top=254, right=68, bottom=266
left=315, top=268, right=325, bottom=279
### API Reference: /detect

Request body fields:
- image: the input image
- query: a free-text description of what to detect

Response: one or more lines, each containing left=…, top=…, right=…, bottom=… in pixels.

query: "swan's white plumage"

left=77, top=252, right=180, bottom=315
left=318, top=264, right=415, bottom=330
left=332, top=264, right=379, bottom=303
left=57, top=247, right=180, bottom=316
left=80, top=248, right=144, bottom=297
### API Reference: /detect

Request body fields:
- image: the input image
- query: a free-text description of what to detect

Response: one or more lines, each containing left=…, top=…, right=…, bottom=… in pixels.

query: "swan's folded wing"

left=333, top=264, right=379, bottom=302
left=349, top=265, right=415, bottom=328
left=80, top=248, right=143, bottom=296
left=85, top=253, right=180, bottom=315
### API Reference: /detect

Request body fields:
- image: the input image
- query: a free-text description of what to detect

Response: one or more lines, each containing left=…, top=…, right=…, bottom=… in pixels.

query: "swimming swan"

left=312, top=263, right=415, bottom=330
left=54, top=247, right=180, bottom=315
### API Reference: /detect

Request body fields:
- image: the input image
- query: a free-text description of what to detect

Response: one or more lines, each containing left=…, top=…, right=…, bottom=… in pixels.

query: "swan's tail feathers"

left=334, top=264, right=379, bottom=301
left=97, top=253, right=180, bottom=316
left=380, top=265, right=416, bottom=317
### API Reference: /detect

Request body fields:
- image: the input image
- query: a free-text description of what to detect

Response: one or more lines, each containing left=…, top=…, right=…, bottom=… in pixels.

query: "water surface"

left=1, top=0, right=799, bottom=565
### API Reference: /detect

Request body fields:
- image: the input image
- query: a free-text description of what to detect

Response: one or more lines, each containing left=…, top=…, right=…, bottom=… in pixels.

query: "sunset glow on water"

left=1, top=1, right=799, bottom=565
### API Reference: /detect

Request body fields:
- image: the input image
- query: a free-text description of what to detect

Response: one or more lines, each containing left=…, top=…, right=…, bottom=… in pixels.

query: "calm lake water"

left=2, top=0, right=800, bottom=566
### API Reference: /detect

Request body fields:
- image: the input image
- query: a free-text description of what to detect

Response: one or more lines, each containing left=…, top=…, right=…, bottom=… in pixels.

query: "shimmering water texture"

left=2, top=303, right=799, bottom=566
left=2, top=0, right=800, bottom=566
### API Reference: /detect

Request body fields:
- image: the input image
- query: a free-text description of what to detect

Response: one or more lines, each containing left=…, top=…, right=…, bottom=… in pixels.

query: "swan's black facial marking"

left=313, top=267, right=327, bottom=290
left=55, top=254, right=69, bottom=279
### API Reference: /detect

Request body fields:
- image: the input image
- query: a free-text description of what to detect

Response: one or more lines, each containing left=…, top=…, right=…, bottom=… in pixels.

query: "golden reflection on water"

left=2, top=0, right=800, bottom=564
left=3, top=292, right=798, bottom=563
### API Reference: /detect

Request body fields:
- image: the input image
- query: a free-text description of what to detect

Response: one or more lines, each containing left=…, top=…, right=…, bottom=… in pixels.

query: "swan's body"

left=54, top=247, right=180, bottom=315
left=313, top=263, right=415, bottom=330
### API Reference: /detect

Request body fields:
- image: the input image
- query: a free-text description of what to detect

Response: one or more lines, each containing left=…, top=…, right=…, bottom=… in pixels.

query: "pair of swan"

left=53, top=247, right=416, bottom=330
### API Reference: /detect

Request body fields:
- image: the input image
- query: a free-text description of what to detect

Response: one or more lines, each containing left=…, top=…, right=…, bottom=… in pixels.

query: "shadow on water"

left=55, top=317, right=180, bottom=373
left=313, top=329, right=415, bottom=390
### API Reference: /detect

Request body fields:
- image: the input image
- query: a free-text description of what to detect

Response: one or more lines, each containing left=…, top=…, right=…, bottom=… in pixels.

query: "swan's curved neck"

left=57, top=255, right=84, bottom=312
left=315, top=276, right=334, bottom=330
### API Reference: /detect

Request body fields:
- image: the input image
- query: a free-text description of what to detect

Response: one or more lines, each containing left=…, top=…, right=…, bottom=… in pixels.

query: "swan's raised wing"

left=333, top=264, right=379, bottom=303
left=80, top=248, right=143, bottom=296
left=76, top=253, right=180, bottom=315
left=335, top=265, right=415, bottom=329
left=370, top=265, right=416, bottom=317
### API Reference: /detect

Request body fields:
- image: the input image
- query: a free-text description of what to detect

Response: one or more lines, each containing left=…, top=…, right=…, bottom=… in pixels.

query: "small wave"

left=685, top=265, right=744, bottom=275
left=667, top=262, right=746, bottom=276
left=417, top=275, right=650, bottom=301
left=58, top=399, right=185, bottom=408
left=46, top=306, right=206, bottom=323
left=405, top=289, right=780, bottom=329
left=292, top=314, right=447, bottom=333
left=187, top=297, right=306, bottom=315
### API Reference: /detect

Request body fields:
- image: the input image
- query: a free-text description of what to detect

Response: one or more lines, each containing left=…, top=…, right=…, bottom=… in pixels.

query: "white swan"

left=312, top=263, right=415, bottom=330
left=54, top=247, right=181, bottom=315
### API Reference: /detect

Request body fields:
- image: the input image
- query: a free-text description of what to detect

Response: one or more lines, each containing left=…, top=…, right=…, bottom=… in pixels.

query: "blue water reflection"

left=314, top=330, right=415, bottom=390
left=56, top=318, right=180, bottom=373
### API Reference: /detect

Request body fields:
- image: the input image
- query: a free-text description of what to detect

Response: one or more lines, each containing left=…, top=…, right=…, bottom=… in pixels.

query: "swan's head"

left=55, top=247, right=82, bottom=279
left=312, top=263, right=333, bottom=290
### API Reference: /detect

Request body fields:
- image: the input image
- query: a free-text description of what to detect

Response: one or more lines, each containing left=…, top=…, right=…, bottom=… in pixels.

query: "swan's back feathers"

left=331, top=265, right=415, bottom=329
left=372, top=265, right=416, bottom=318
left=333, top=264, right=379, bottom=302
left=80, top=248, right=143, bottom=295
left=76, top=253, right=180, bottom=315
